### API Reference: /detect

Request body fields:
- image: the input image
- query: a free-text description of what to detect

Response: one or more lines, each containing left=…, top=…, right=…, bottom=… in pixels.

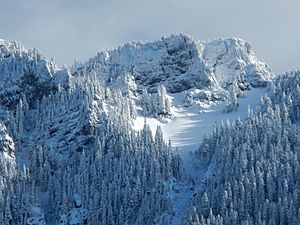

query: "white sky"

left=1, top=0, right=299, bottom=73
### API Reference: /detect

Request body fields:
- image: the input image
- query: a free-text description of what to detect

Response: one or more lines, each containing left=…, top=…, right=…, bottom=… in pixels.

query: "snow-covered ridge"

left=72, top=34, right=274, bottom=94
left=0, top=34, right=273, bottom=109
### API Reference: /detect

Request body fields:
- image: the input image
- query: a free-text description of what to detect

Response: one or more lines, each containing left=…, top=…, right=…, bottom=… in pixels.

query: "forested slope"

left=185, top=72, right=300, bottom=225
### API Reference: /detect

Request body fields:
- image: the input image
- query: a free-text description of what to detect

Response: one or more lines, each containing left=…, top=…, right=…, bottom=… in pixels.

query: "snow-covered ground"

left=133, top=87, right=267, bottom=224
left=134, top=87, right=267, bottom=173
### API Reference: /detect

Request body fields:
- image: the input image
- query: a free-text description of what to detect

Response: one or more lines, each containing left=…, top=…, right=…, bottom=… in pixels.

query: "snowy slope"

left=133, top=87, right=268, bottom=224
left=134, top=87, right=267, bottom=158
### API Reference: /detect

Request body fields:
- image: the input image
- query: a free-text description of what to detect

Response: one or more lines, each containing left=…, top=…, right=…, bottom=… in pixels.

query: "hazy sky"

left=1, top=0, right=299, bottom=73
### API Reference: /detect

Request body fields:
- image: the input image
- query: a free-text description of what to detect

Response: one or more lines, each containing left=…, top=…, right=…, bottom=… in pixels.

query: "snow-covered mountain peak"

left=72, top=34, right=273, bottom=97
left=72, top=34, right=212, bottom=93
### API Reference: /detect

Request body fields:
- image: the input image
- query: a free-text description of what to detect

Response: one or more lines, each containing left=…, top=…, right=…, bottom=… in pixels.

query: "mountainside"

left=0, top=34, right=299, bottom=225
